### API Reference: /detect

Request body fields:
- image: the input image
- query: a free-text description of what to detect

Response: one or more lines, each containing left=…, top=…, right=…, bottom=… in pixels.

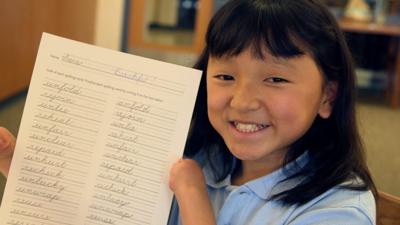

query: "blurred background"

left=0, top=0, right=399, bottom=202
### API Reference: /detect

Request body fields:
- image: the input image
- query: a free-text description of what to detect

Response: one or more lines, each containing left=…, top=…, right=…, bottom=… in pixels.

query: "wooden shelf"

left=338, top=18, right=400, bottom=108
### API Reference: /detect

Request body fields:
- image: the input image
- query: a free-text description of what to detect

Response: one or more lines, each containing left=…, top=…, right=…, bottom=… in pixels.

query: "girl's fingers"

left=0, top=127, right=16, bottom=157
left=0, top=127, right=16, bottom=177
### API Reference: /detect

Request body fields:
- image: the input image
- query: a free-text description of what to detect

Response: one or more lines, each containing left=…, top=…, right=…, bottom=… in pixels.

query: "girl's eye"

left=214, top=74, right=234, bottom=81
left=265, top=77, right=288, bottom=83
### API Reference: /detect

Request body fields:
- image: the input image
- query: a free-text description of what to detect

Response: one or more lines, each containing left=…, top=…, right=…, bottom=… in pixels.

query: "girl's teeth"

left=233, top=122, right=267, bottom=133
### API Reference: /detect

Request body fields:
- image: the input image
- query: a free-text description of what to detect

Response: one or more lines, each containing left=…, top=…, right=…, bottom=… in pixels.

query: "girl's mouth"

left=231, top=121, right=269, bottom=133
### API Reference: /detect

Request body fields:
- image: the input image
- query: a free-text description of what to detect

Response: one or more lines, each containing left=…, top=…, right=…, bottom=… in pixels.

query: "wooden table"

left=338, top=18, right=400, bottom=109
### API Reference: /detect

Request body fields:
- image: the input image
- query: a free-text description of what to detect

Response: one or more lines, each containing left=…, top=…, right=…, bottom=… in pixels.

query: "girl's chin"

left=228, top=147, right=266, bottom=161
left=227, top=144, right=289, bottom=163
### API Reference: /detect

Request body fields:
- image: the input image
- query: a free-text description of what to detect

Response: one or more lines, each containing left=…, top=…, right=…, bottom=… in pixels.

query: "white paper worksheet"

left=0, top=33, right=201, bottom=225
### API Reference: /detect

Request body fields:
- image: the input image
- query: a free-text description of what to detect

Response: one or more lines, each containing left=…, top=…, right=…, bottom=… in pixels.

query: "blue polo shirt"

left=168, top=152, right=376, bottom=225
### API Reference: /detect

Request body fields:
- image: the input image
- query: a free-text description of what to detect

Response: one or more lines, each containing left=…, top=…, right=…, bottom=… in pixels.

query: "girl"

left=168, top=0, right=377, bottom=224
left=1, top=0, right=377, bottom=224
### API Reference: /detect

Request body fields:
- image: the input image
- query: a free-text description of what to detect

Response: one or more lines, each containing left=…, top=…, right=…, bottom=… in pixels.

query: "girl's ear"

left=318, top=81, right=338, bottom=119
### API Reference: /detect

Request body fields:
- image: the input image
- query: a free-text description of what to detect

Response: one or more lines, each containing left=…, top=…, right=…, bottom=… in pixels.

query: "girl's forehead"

left=208, top=48, right=303, bottom=66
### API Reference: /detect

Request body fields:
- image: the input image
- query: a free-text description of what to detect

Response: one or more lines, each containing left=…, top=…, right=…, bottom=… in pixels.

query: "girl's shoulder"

left=286, top=184, right=376, bottom=225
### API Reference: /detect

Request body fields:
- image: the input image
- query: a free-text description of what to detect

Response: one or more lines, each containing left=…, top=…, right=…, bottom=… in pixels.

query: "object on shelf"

left=344, top=0, right=373, bottom=22
left=356, top=68, right=387, bottom=90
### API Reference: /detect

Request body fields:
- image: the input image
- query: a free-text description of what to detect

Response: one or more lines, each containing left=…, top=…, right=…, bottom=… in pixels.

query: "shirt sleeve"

left=287, top=206, right=375, bottom=225
left=167, top=197, right=181, bottom=225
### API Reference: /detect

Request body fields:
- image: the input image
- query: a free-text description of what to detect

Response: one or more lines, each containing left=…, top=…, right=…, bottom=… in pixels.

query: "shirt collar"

left=203, top=151, right=310, bottom=199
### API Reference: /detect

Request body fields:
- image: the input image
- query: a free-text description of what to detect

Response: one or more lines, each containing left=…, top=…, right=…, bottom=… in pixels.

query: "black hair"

left=184, top=0, right=377, bottom=205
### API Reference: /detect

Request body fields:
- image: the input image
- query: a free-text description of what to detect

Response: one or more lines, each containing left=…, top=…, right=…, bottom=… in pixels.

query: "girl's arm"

left=169, top=159, right=217, bottom=225
left=0, top=127, right=15, bottom=177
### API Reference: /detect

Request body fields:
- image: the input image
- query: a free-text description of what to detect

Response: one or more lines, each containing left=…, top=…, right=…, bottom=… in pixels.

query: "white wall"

left=94, top=0, right=125, bottom=50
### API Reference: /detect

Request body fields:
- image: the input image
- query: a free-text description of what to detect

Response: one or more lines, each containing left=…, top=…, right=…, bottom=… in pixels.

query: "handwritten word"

left=10, top=209, right=50, bottom=220
left=86, top=214, right=115, bottom=224
left=40, top=92, right=74, bottom=104
left=92, top=193, right=131, bottom=208
left=13, top=198, right=43, bottom=208
left=97, top=172, right=137, bottom=187
left=16, top=187, right=60, bottom=202
left=114, top=68, right=153, bottom=83
left=105, top=142, right=139, bottom=154
left=19, top=176, right=66, bottom=193
left=32, top=123, right=71, bottom=136
left=108, top=131, right=138, bottom=143
left=100, top=162, right=134, bottom=175
left=116, top=101, right=151, bottom=113
left=21, top=165, right=63, bottom=178
left=27, top=144, right=64, bottom=157
left=62, top=54, right=83, bottom=66
left=29, top=134, right=72, bottom=148
left=43, top=81, right=82, bottom=95
left=24, top=154, right=67, bottom=168
left=38, top=102, right=69, bottom=113
left=95, top=182, right=129, bottom=196
left=35, top=112, right=72, bottom=125
left=89, top=204, right=133, bottom=219
left=114, top=111, right=145, bottom=123
left=103, top=153, right=140, bottom=166
left=7, top=219, right=41, bottom=225
left=110, top=121, right=136, bottom=132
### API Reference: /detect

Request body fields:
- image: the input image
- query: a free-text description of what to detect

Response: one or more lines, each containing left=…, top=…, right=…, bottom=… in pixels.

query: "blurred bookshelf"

left=324, top=0, right=400, bottom=108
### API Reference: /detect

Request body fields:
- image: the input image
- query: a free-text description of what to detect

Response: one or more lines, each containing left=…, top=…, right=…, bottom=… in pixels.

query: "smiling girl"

left=168, top=0, right=377, bottom=224
left=0, top=0, right=377, bottom=224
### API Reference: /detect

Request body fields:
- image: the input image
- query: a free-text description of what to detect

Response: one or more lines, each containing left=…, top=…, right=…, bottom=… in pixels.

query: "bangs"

left=206, top=0, right=306, bottom=59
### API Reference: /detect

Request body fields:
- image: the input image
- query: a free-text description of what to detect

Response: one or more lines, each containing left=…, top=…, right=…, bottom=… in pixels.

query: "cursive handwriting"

left=24, top=154, right=67, bottom=168
left=110, top=121, right=136, bottom=132
left=13, top=198, right=43, bottom=208
left=21, top=165, right=63, bottom=178
left=97, top=172, right=137, bottom=187
left=19, top=176, right=66, bottom=193
left=108, top=131, right=138, bottom=143
left=16, top=187, right=60, bottom=202
left=86, top=214, right=115, bottom=224
left=38, top=102, right=69, bottom=113
left=116, top=100, right=151, bottom=113
left=29, top=134, right=72, bottom=148
left=114, top=68, right=152, bottom=83
left=10, top=209, right=50, bottom=220
left=32, top=123, right=71, bottom=136
left=89, top=203, right=133, bottom=219
left=103, top=153, right=140, bottom=166
left=105, top=142, right=139, bottom=154
left=62, top=54, right=83, bottom=66
left=114, top=111, right=145, bottom=123
left=35, top=112, right=72, bottom=126
left=92, top=193, right=130, bottom=208
left=40, top=92, right=75, bottom=104
left=100, top=162, right=133, bottom=175
left=27, top=144, right=64, bottom=157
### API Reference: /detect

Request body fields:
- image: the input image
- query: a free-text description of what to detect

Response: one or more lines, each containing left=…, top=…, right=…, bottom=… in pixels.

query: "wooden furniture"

left=377, top=191, right=400, bottom=225
left=338, top=18, right=400, bottom=108
left=0, top=0, right=97, bottom=102
left=127, top=0, right=213, bottom=54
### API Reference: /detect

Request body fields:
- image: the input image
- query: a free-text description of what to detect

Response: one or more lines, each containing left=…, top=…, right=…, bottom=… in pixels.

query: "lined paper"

left=0, top=33, right=201, bottom=225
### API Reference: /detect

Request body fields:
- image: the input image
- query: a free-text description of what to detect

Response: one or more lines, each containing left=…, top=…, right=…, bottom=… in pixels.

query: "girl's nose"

left=229, top=84, right=261, bottom=112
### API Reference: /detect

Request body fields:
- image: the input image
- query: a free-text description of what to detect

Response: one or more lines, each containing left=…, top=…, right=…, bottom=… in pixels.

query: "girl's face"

left=206, top=48, right=336, bottom=168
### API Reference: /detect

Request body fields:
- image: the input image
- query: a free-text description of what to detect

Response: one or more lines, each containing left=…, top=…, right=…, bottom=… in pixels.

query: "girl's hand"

left=0, top=127, right=16, bottom=178
left=169, top=158, right=206, bottom=196
left=169, top=159, right=216, bottom=225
